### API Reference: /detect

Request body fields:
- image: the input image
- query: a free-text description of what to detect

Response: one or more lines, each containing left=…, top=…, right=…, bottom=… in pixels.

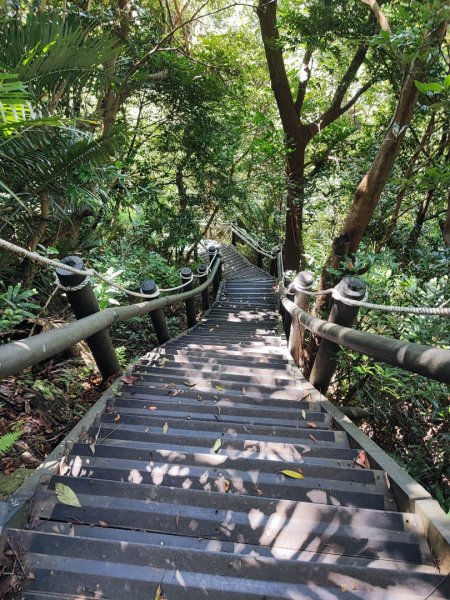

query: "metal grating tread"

left=9, top=243, right=444, bottom=599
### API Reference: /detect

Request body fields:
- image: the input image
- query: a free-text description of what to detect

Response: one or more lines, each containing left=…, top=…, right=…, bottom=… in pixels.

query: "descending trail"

left=8, top=244, right=448, bottom=599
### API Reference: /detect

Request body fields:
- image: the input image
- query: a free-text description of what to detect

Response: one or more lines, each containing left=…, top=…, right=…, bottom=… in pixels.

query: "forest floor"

left=0, top=295, right=199, bottom=501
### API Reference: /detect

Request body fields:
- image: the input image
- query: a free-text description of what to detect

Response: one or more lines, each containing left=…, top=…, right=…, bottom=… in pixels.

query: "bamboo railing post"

left=209, top=246, right=220, bottom=294
left=55, top=256, right=120, bottom=379
left=288, top=271, right=314, bottom=366
left=197, top=264, right=210, bottom=311
left=231, top=222, right=237, bottom=246
left=256, top=239, right=263, bottom=269
left=283, top=270, right=296, bottom=338
left=141, top=279, right=170, bottom=345
left=270, top=252, right=277, bottom=277
left=180, top=267, right=196, bottom=328
left=310, top=276, right=366, bottom=394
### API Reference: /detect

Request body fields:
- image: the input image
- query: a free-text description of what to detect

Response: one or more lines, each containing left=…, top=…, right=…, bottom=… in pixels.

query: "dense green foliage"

left=0, top=0, right=448, bottom=510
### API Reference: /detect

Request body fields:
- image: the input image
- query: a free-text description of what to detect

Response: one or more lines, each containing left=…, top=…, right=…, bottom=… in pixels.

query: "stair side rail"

left=276, top=252, right=450, bottom=387
left=0, top=247, right=222, bottom=379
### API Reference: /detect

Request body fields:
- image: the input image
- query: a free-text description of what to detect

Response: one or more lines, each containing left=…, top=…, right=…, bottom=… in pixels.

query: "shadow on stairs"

left=5, top=244, right=449, bottom=599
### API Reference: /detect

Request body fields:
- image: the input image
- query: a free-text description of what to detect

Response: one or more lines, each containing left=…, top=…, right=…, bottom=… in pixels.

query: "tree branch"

left=307, top=44, right=370, bottom=135
left=294, top=48, right=312, bottom=115
left=257, top=0, right=299, bottom=142
left=123, top=1, right=255, bottom=85
left=360, top=0, right=391, bottom=33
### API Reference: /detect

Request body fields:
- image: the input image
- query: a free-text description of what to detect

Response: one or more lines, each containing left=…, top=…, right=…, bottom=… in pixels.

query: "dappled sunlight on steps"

left=8, top=244, right=449, bottom=599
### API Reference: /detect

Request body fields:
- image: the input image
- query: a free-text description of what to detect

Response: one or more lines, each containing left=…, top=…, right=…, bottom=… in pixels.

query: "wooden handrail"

left=0, top=257, right=222, bottom=378
left=276, top=249, right=450, bottom=386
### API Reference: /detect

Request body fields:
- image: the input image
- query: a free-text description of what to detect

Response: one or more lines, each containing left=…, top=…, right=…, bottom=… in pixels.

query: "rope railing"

left=0, top=237, right=218, bottom=299
left=278, top=270, right=450, bottom=386
left=286, top=275, right=450, bottom=316
left=231, top=223, right=279, bottom=259
left=0, top=249, right=222, bottom=378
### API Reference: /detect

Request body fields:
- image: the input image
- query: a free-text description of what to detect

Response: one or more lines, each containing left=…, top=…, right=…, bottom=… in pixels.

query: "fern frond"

left=0, top=428, right=21, bottom=456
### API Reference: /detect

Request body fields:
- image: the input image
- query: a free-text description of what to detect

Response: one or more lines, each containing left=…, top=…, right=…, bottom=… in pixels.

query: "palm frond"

left=0, top=123, right=124, bottom=196
left=1, top=13, right=119, bottom=101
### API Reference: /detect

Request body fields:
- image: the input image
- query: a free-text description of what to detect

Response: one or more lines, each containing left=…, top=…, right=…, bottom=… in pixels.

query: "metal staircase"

left=7, top=244, right=449, bottom=599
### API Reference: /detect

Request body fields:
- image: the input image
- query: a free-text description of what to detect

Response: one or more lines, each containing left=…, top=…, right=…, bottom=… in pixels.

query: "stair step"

left=29, top=476, right=431, bottom=565
left=94, top=414, right=345, bottom=445
left=71, top=437, right=362, bottom=462
left=134, top=365, right=294, bottom=386
left=156, top=349, right=291, bottom=366
left=20, top=522, right=441, bottom=572
left=113, top=384, right=314, bottom=406
left=65, top=452, right=390, bottom=509
left=111, top=396, right=329, bottom=426
left=65, top=447, right=383, bottom=486
left=126, top=373, right=307, bottom=399
left=141, top=356, right=293, bottom=376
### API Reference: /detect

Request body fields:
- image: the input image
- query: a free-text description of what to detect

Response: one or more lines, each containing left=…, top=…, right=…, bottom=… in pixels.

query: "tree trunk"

left=407, top=189, right=435, bottom=249
left=284, top=142, right=307, bottom=269
left=376, top=115, right=435, bottom=251
left=257, top=0, right=371, bottom=271
left=442, top=190, right=450, bottom=247
left=339, top=76, right=420, bottom=255
left=306, top=10, right=448, bottom=376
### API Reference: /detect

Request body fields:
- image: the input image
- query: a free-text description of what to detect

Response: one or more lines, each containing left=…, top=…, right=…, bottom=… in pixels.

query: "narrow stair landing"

left=8, top=245, right=448, bottom=599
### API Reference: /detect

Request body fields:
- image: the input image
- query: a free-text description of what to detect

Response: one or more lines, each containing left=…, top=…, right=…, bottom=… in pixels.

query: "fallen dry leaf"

left=163, top=422, right=169, bottom=434
left=254, top=487, right=264, bottom=496
left=121, top=375, right=137, bottom=385
left=98, top=520, right=109, bottom=528
left=89, top=444, right=96, bottom=455
left=147, top=406, right=158, bottom=411
left=183, top=381, right=196, bottom=387
left=224, top=480, right=231, bottom=493
left=309, top=434, right=318, bottom=443
left=114, top=414, right=121, bottom=422
left=307, top=422, right=317, bottom=429
left=353, top=450, right=370, bottom=469
left=301, top=409, right=306, bottom=420
left=278, top=469, right=304, bottom=480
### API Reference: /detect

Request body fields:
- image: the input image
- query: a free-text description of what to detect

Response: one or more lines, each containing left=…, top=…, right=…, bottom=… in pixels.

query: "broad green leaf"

left=414, top=80, right=442, bottom=94
left=278, top=469, right=304, bottom=479
left=213, top=438, right=222, bottom=453
left=55, top=483, right=82, bottom=507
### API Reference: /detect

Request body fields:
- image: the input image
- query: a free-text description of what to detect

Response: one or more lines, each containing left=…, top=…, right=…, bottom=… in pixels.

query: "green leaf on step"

left=55, top=483, right=82, bottom=507
left=215, top=385, right=224, bottom=391
left=213, top=438, right=222, bottom=453
left=278, top=469, right=304, bottom=479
